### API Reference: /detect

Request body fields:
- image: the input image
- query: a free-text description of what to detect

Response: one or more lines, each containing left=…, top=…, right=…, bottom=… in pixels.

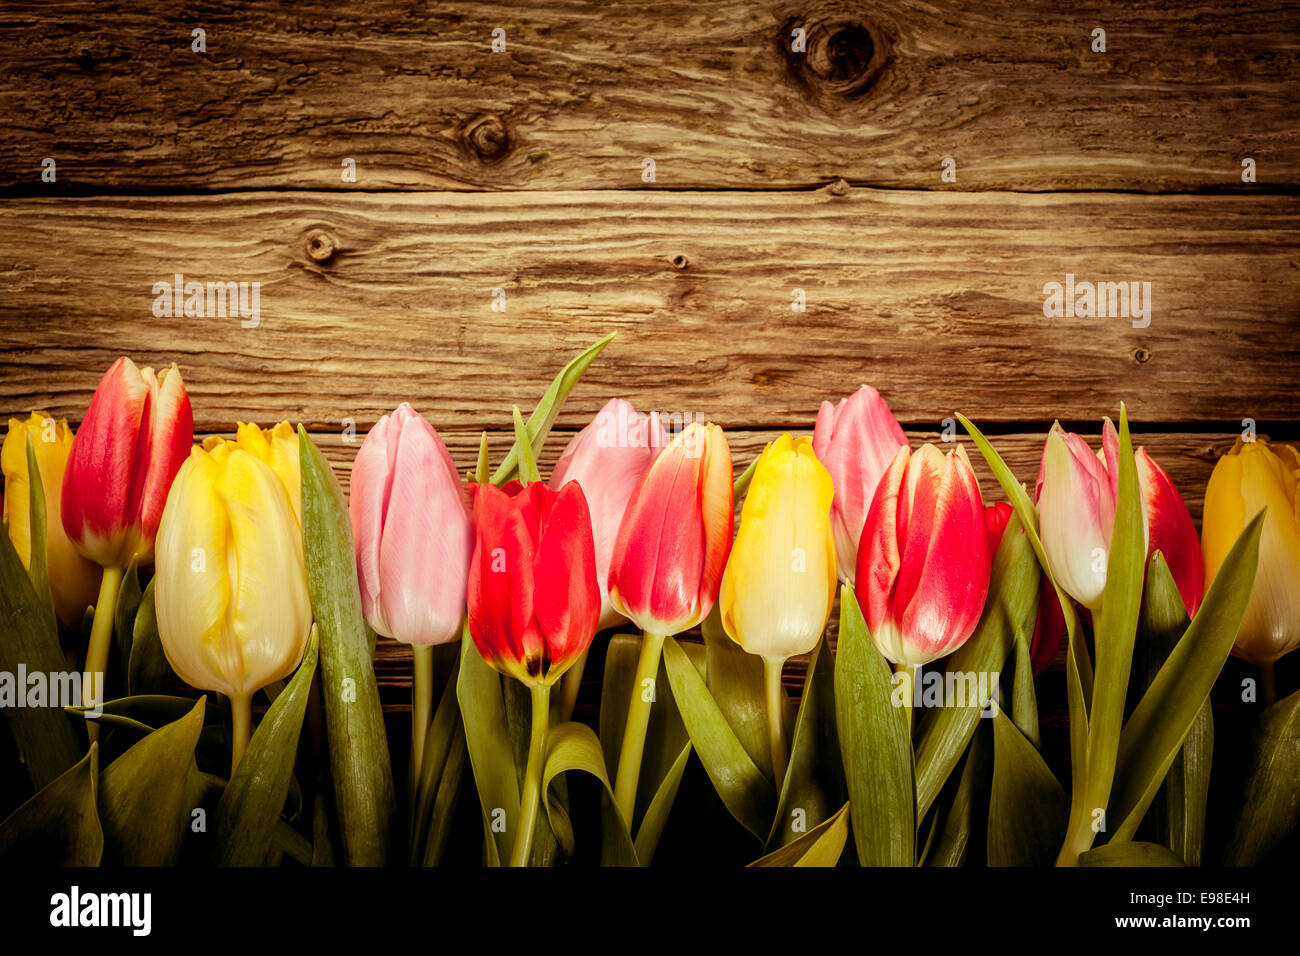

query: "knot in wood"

left=464, top=115, right=511, bottom=163
left=785, top=15, right=887, bottom=102
left=303, top=228, right=337, bottom=264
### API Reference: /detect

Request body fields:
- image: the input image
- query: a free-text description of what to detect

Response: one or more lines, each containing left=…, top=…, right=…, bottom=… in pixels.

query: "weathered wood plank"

left=2, top=1, right=1296, bottom=192
left=1, top=189, right=1297, bottom=426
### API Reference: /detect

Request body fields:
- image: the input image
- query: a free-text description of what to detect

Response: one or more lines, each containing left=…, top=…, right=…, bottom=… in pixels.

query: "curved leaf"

left=128, top=579, right=174, bottom=695
left=750, top=802, right=850, bottom=867
left=0, top=744, right=101, bottom=865
left=987, top=707, right=1067, bottom=866
left=1223, top=686, right=1300, bottom=866
left=457, top=627, right=518, bottom=866
left=662, top=636, right=776, bottom=841
left=541, top=720, right=637, bottom=865
left=1079, top=841, right=1185, bottom=866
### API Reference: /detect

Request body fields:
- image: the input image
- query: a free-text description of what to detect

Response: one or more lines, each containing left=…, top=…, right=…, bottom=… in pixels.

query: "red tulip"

left=608, top=422, right=734, bottom=636
left=1136, top=447, right=1204, bottom=617
left=62, top=357, right=194, bottom=568
left=984, top=501, right=1067, bottom=674
left=550, top=398, right=668, bottom=630
left=813, top=386, right=909, bottom=582
left=466, top=480, right=600, bottom=686
left=855, top=444, right=991, bottom=666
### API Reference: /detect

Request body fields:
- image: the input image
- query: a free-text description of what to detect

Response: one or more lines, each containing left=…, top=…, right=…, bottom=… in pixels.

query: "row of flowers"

left=2, top=336, right=1296, bottom=866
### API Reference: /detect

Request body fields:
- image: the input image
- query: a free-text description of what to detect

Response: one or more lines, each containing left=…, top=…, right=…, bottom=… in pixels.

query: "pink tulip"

left=550, top=399, right=668, bottom=630
left=61, top=357, right=193, bottom=568
left=813, top=386, right=909, bottom=582
left=855, top=444, right=991, bottom=666
left=350, top=404, right=472, bottom=646
left=1037, top=420, right=1200, bottom=616
left=608, top=422, right=734, bottom=636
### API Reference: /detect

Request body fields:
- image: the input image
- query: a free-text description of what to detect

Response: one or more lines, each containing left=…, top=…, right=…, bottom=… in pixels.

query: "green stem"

left=409, top=644, right=434, bottom=817
left=230, top=692, right=252, bottom=775
left=612, top=631, right=666, bottom=825
left=509, top=683, right=550, bottom=867
left=557, top=647, right=589, bottom=724
left=82, top=565, right=123, bottom=743
left=1259, top=660, right=1277, bottom=709
left=763, top=657, right=788, bottom=788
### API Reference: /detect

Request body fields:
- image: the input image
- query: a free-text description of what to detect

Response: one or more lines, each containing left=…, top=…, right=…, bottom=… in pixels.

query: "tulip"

left=2, top=413, right=100, bottom=628
left=466, top=478, right=600, bottom=865
left=813, top=386, right=909, bottom=582
left=204, top=422, right=302, bottom=522
left=62, top=357, right=194, bottom=569
left=984, top=501, right=1066, bottom=675
left=855, top=444, right=991, bottom=672
left=719, top=434, right=836, bottom=783
left=550, top=398, right=667, bottom=722
left=60, top=357, right=193, bottom=733
left=1202, top=438, right=1300, bottom=688
left=1037, top=420, right=1202, bottom=616
left=607, top=421, right=734, bottom=822
left=349, top=404, right=473, bottom=806
left=154, top=442, right=312, bottom=771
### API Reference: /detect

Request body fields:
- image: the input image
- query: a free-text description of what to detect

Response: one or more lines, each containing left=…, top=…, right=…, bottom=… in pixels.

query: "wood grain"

left=2, top=1, right=1296, bottom=192
left=2, top=188, right=1297, bottom=428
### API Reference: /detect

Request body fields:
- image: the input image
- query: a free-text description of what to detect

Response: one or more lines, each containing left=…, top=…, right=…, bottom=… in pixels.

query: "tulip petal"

left=533, top=481, right=600, bottom=673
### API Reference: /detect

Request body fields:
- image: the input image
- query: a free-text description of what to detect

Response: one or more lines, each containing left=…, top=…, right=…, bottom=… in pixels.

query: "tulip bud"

left=1037, top=420, right=1200, bottom=615
left=62, top=357, right=194, bottom=568
left=813, top=386, right=909, bottom=582
left=550, top=399, right=668, bottom=631
left=349, top=404, right=472, bottom=647
left=466, top=480, right=600, bottom=686
left=855, top=444, right=991, bottom=667
left=154, top=443, right=312, bottom=699
left=719, top=435, right=836, bottom=662
left=608, top=422, right=734, bottom=636
left=2, top=413, right=101, bottom=627
left=1202, top=439, right=1300, bottom=664
left=204, top=422, right=302, bottom=523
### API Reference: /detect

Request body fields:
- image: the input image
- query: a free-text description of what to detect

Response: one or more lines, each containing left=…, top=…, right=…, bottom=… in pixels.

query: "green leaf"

left=69, top=693, right=206, bottom=728
left=474, top=431, right=490, bottom=484
left=23, top=436, right=54, bottom=631
left=633, top=743, right=691, bottom=865
left=491, top=332, right=616, bottom=485
left=1134, top=552, right=1209, bottom=865
left=1010, top=627, right=1040, bottom=750
left=1110, top=513, right=1265, bottom=843
left=541, top=720, right=637, bottom=865
left=128, top=578, right=174, bottom=695
left=503, top=677, right=561, bottom=866
left=767, top=635, right=846, bottom=851
left=0, top=744, right=102, bottom=865
left=834, top=587, right=915, bottom=866
left=457, top=627, right=519, bottom=866
left=0, top=506, right=85, bottom=789
left=311, top=789, right=337, bottom=867
left=1223, top=686, right=1300, bottom=865
left=215, top=629, right=319, bottom=866
left=701, top=605, right=780, bottom=778
left=1079, top=841, right=1185, bottom=866
left=987, top=707, right=1067, bottom=866
left=1084, top=406, right=1145, bottom=833
left=411, top=654, right=463, bottom=864
left=733, top=456, right=758, bottom=498
left=112, top=557, right=142, bottom=693
left=914, top=512, right=1039, bottom=819
left=510, top=406, right=541, bottom=485
left=662, top=635, right=776, bottom=841
left=750, top=802, right=850, bottom=867
left=927, top=722, right=991, bottom=867
left=299, top=426, right=396, bottom=866
left=421, top=721, right=467, bottom=867
left=99, top=697, right=206, bottom=865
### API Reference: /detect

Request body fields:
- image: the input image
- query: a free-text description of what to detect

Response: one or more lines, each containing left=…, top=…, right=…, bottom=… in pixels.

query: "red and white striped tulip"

left=855, top=444, right=991, bottom=667
left=350, top=403, right=473, bottom=647
left=61, top=357, right=194, bottom=568
left=813, top=386, right=910, bottom=583
left=550, top=399, right=668, bottom=630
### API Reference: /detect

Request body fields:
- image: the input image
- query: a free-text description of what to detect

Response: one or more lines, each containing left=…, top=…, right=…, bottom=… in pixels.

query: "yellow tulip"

left=1202, top=438, right=1300, bottom=666
left=202, top=421, right=300, bottom=521
left=2, top=413, right=100, bottom=627
left=154, top=442, right=311, bottom=768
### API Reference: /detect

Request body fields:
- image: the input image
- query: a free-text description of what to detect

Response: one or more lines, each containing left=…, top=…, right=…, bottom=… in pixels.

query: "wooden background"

left=1, top=2, right=1298, bottom=779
